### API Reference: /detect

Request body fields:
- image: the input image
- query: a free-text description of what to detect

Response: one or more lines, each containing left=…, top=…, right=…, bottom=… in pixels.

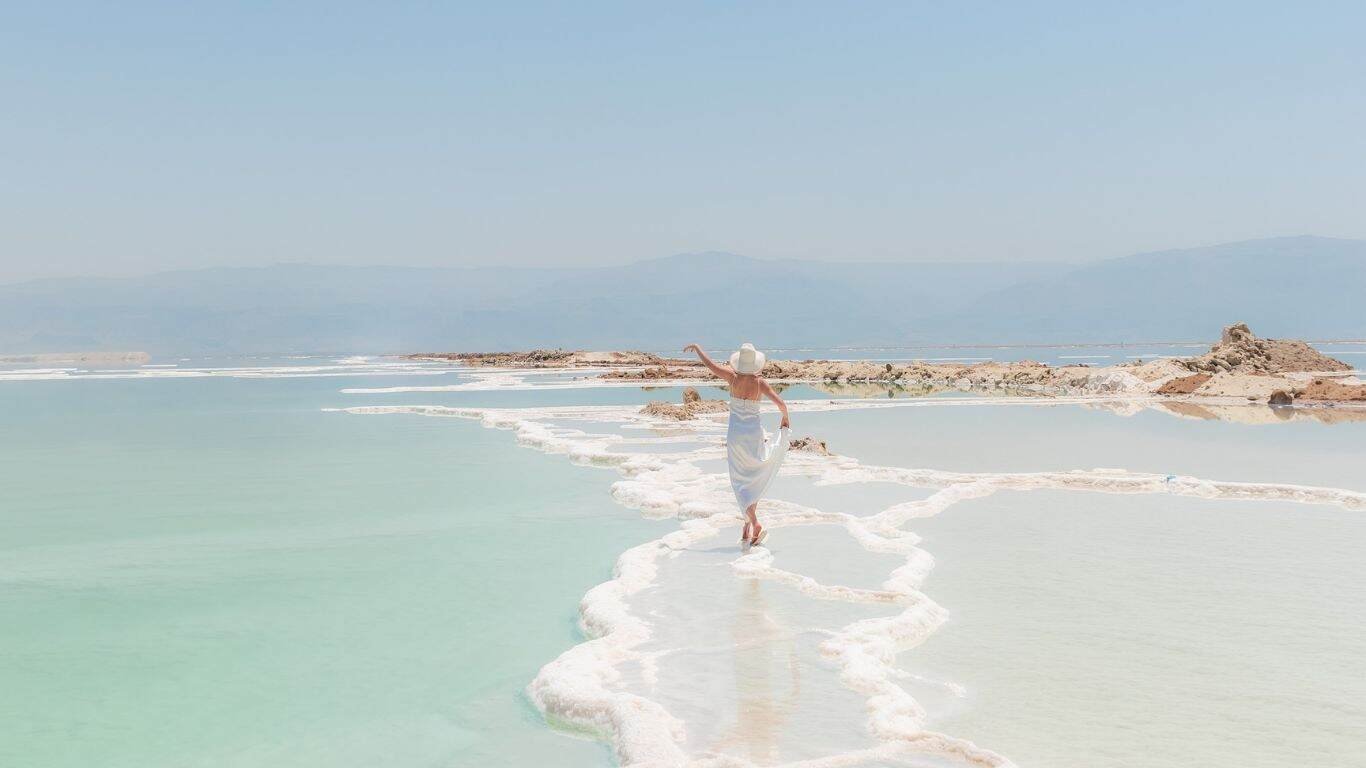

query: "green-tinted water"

left=0, top=375, right=657, bottom=767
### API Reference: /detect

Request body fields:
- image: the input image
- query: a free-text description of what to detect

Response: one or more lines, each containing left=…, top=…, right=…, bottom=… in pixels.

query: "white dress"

left=726, top=397, right=790, bottom=511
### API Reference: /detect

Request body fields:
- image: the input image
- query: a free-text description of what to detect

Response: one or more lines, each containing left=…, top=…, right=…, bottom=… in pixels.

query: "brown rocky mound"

left=1295, top=378, right=1366, bottom=402
left=1268, top=390, right=1294, bottom=406
left=639, top=387, right=728, bottom=420
left=1155, top=373, right=1212, bottom=395
left=1180, top=323, right=1349, bottom=375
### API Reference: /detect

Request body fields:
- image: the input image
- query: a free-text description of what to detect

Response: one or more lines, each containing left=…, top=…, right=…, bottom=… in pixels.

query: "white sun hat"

left=729, top=342, right=766, bottom=375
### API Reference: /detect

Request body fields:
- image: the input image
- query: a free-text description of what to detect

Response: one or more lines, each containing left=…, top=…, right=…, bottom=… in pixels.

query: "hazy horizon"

left=4, top=235, right=1363, bottom=354
left=2, top=232, right=1359, bottom=287
left=4, top=3, right=1365, bottom=282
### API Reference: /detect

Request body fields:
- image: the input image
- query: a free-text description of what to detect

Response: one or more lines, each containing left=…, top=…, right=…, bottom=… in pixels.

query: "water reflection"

left=713, top=579, right=802, bottom=763
left=1158, top=401, right=1366, bottom=425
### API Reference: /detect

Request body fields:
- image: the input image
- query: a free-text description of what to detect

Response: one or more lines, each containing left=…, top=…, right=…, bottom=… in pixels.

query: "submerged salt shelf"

left=903, top=490, right=1366, bottom=768
left=792, top=400, right=1366, bottom=492
left=336, top=391, right=1366, bottom=768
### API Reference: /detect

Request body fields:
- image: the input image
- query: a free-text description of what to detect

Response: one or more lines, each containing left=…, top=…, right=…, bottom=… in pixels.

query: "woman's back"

left=729, top=373, right=763, bottom=401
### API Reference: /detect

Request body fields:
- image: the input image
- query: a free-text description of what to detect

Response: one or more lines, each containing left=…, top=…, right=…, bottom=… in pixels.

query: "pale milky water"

left=902, top=491, right=1366, bottom=768
left=3, top=357, right=1364, bottom=767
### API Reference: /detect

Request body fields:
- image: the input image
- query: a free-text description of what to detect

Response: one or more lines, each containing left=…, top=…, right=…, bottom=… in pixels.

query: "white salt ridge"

left=333, top=399, right=1366, bottom=767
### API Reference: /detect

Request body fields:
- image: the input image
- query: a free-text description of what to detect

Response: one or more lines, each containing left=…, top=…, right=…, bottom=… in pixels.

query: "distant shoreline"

left=0, top=351, right=150, bottom=365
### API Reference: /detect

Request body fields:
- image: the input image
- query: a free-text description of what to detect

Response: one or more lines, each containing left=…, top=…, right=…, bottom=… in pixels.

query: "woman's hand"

left=683, top=344, right=701, bottom=355
left=780, top=414, right=791, bottom=429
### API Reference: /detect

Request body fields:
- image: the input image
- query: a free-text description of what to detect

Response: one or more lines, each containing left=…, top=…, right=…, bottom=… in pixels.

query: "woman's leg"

left=745, top=502, right=760, bottom=543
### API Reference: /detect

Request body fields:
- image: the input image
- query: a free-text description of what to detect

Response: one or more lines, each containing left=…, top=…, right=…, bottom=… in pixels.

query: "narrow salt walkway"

left=624, top=534, right=888, bottom=765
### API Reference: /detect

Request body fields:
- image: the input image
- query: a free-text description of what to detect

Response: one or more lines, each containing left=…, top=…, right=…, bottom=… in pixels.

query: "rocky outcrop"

left=612, top=364, right=699, bottom=380
left=639, top=387, right=728, bottom=420
left=1179, top=323, right=1350, bottom=375
left=411, top=349, right=575, bottom=366
left=604, top=357, right=1113, bottom=395
left=1268, top=390, right=1294, bottom=406
left=762, top=358, right=1136, bottom=396
left=412, top=349, right=684, bottom=368
left=1156, top=373, right=1212, bottom=395
left=1191, top=373, right=1299, bottom=400
left=788, top=436, right=832, bottom=455
left=1294, top=378, right=1366, bottom=402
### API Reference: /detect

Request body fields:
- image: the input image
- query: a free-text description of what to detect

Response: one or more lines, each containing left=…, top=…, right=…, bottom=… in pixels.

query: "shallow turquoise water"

left=0, top=374, right=659, bottom=768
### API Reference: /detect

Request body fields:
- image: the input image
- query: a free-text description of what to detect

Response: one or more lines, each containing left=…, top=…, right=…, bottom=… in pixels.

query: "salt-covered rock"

left=788, top=436, right=832, bottom=455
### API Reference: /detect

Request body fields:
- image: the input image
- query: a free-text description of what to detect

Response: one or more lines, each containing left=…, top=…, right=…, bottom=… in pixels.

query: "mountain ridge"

left=1, top=236, right=1361, bottom=354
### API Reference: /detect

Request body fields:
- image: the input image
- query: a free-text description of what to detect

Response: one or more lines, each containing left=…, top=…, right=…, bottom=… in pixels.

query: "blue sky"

left=2, top=2, right=1363, bottom=281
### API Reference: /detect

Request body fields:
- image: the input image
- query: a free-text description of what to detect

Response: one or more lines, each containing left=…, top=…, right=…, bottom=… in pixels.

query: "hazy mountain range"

left=2, top=236, right=1362, bottom=355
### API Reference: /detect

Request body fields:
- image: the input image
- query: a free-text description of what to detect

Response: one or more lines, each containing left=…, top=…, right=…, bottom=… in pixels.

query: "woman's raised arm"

left=683, top=344, right=735, bottom=383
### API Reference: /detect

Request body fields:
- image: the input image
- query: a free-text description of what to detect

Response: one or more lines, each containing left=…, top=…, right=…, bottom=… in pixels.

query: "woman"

left=683, top=342, right=790, bottom=547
